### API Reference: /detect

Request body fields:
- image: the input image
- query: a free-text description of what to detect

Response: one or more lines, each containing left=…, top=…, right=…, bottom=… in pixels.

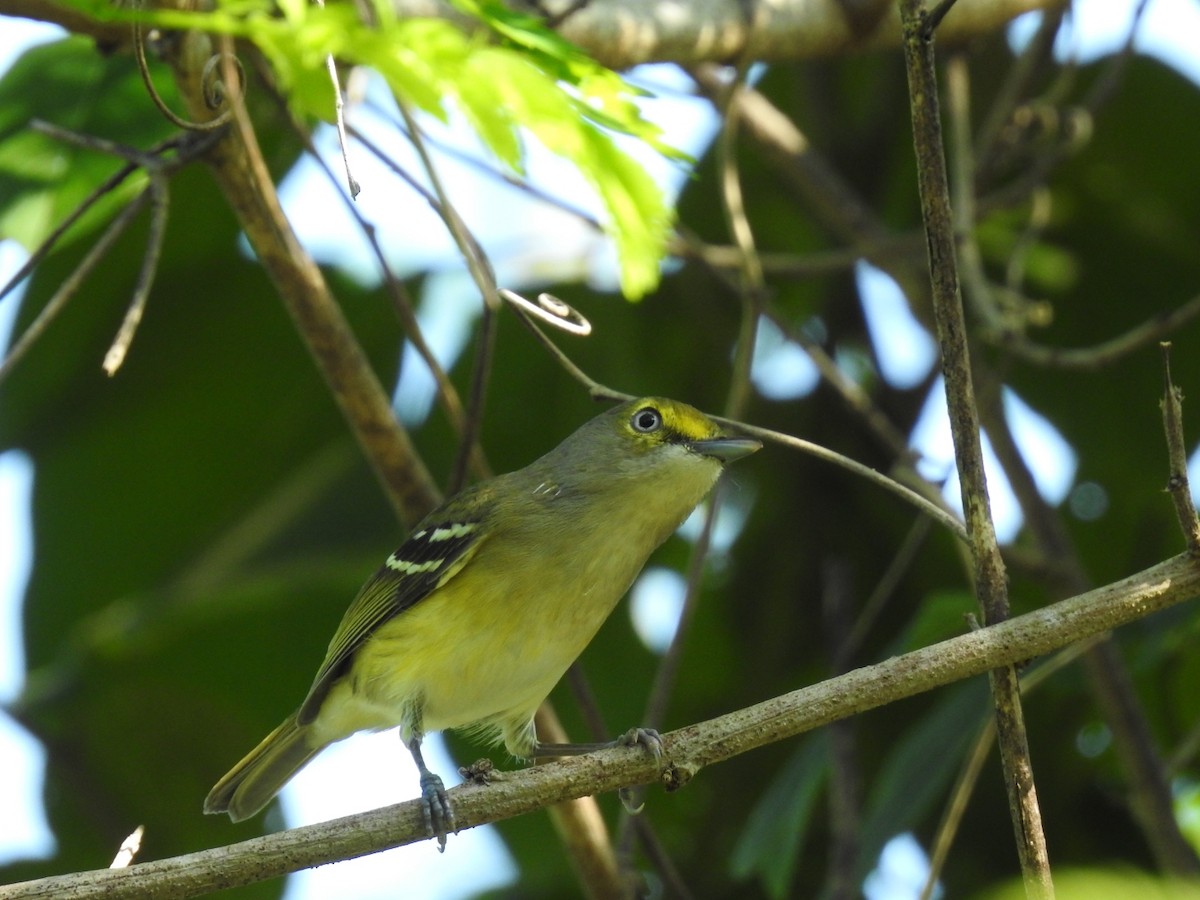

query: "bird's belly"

left=315, top=554, right=625, bottom=746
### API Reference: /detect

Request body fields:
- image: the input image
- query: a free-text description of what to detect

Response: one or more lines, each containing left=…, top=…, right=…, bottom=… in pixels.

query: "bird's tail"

left=204, top=711, right=320, bottom=822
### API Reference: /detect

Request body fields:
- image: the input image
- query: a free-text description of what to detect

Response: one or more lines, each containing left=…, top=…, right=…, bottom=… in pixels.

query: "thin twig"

left=899, top=3, right=1052, bottom=895
left=312, top=0, right=360, bottom=198
left=842, top=516, right=932, bottom=661
left=0, top=190, right=152, bottom=385
left=269, top=99, right=487, bottom=476
left=363, top=96, right=606, bottom=235
left=2, top=125, right=221, bottom=378
left=340, top=125, right=492, bottom=469
left=992, top=293, right=1200, bottom=371
left=641, top=485, right=722, bottom=733
left=670, top=232, right=924, bottom=279
left=761, top=301, right=916, bottom=460
left=923, top=0, right=961, bottom=35
left=0, top=159, right=139, bottom=307
left=504, top=299, right=626, bottom=402
left=349, top=119, right=508, bottom=488
left=1083, top=640, right=1200, bottom=875
left=386, top=98, right=501, bottom=493
left=449, top=300, right=497, bottom=495
left=724, top=419, right=968, bottom=543
left=564, top=662, right=612, bottom=743
left=715, top=65, right=765, bottom=414
left=389, top=100, right=499, bottom=307
left=716, top=65, right=765, bottom=299
left=630, top=816, right=696, bottom=900
left=103, top=173, right=169, bottom=375
left=946, top=53, right=1009, bottom=334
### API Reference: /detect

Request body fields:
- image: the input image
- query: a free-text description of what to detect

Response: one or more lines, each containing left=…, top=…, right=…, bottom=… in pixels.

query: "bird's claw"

left=618, top=786, right=646, bottom=814
left=615, top=727, right=661, bottom=816
left=418, top=771, right=457, bottom=852
left=616, top=727, right=663, bottom=760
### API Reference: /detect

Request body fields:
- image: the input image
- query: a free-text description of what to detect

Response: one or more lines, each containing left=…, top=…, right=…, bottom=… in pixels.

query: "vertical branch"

left=898, top=3, right=1053, bottom=896
left=1161, top=343, right=1200, bottom=554
left=947, top=35, right=1199, bottom=878
left=165, top=34, right=438, bottom=525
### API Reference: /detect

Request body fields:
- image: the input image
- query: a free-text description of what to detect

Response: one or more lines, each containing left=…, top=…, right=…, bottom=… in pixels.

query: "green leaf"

left=858, top=680, right=990, bottom=875
left=886, top=589, right=976, bottom=657
left=62, top=0, right=682, bottom=296
left=729, top=733, right=830, bottom=898
left=0, top=37, right=170, bottom=250
left=978, top=868, right=1200, bottom=900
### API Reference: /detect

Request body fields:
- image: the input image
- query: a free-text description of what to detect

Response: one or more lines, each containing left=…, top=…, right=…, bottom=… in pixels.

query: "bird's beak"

left=689, top=437, right=761, bottom=463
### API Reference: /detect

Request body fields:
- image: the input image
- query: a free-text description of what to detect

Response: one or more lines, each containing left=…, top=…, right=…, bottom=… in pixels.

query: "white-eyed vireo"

left=204, top=396, right=759, bottom=846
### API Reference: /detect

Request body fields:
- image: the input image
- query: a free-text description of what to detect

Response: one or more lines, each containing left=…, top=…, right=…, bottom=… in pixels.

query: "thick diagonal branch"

left=8, top=552, right=1200, bottom=899
left=1, top=0, right=1067, bottom=69
left=166, top=35, right=437, bottom=526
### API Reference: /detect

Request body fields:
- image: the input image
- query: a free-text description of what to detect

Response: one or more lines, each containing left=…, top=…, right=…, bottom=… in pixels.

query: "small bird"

left=204, top=396, right=759, bottom=847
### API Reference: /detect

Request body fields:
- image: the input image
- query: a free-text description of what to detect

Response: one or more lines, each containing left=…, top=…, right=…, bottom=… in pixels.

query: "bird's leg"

left=533, top=727, right=663, bottom=814
left=532, top=726, right=663, bottom=760
left=405, top=735, right=456, bottom=852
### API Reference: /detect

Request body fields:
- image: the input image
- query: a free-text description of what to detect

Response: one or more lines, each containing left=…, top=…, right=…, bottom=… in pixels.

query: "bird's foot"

left=615, top=727, right=663, bottom=759
left=418, top=770, right=457, bottom=853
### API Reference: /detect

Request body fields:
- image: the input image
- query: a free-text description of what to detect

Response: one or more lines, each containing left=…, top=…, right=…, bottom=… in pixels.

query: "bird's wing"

left=297, top=499, right=491, bottom=724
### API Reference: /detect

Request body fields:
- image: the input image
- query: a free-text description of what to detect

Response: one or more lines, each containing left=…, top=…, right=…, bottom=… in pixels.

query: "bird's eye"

left=631, top=407, right=662, bottom=433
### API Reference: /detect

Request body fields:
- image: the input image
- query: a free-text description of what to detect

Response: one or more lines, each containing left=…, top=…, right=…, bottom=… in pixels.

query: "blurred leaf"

left=887, top=590, right=976, bottom=657
left=859, top=680, right=990, bottom=876
left=978, top=868, right=1200, bottom=899
left=729, top=732, right=830, bottom=898
left=0, top=37, right=173, bottom=250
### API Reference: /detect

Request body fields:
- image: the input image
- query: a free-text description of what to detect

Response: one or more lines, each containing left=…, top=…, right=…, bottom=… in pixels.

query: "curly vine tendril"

left=498, top=289, right=593, bottom=337
left=133, top=21, right=237, bottom=132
